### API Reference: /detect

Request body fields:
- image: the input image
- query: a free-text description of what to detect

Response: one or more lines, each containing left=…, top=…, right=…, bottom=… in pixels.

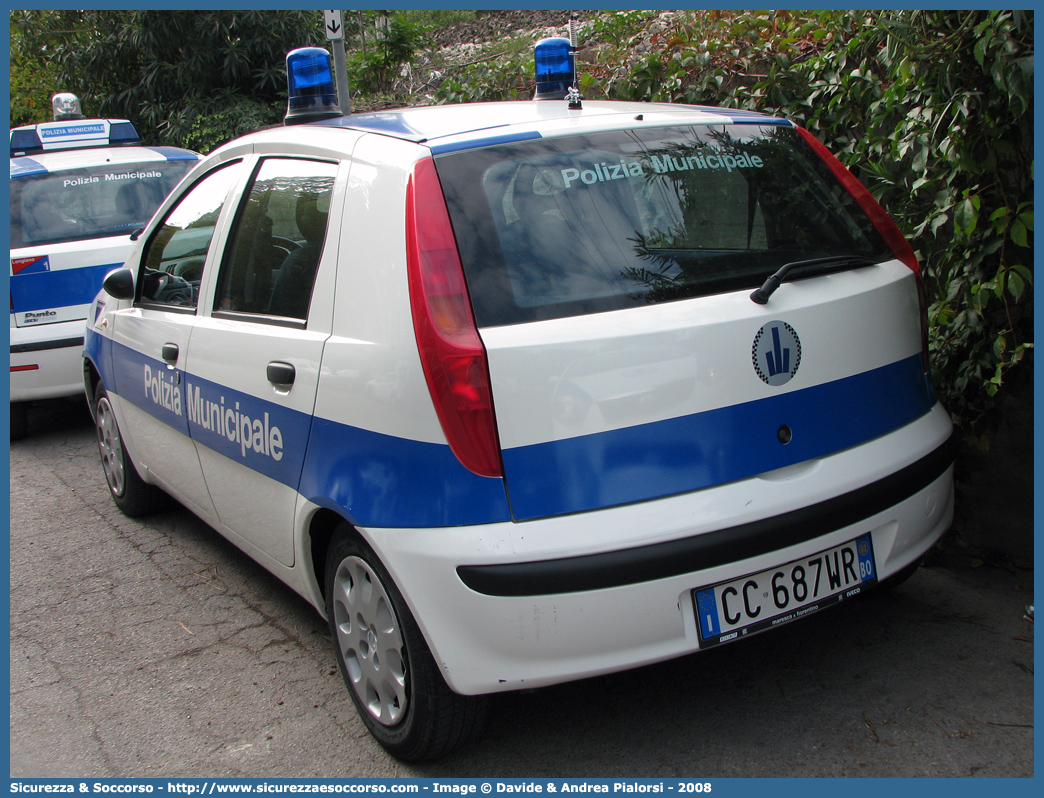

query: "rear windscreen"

left=435, top=124, right=893, bottom=327
left=10, top=160, right=195, bottom=249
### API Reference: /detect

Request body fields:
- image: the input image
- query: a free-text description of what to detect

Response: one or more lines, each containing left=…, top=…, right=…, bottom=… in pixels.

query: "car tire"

left=10, top=402, right=29, bottom=441
left=325, top=525, right=488, bottom=761
left=93, top=384, right=165, bottom=517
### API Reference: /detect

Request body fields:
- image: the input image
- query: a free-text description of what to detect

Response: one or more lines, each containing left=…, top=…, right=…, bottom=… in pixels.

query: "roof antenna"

left=565, top=13, right=582, bottom=109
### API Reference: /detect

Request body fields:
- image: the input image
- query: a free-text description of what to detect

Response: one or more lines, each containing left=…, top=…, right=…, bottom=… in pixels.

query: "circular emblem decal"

left=752, top=321, right=801, bottom=386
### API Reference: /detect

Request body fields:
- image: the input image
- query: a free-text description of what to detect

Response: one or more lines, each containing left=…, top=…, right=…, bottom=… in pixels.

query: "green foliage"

left=339, top=11, right=541, bottom=108
left=10, top=10, right=321, bottom=146
left=744, top=10, right=1033, bottom=441
left=347, top=13, right=430, bottom=97
left=399, top=10, right=476, bottom=30
left=10, top=18, right=62, bottom=127
left=582, top=11, right=662, bottom=48
left=183, top=96, right=284, bottom=155
left=436, top=53, right=534, bottom=104
left=427, top=10, right=1033, bottom=440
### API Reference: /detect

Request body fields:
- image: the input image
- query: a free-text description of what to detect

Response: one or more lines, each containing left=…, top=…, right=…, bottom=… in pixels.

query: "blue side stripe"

left=84, top=323, right=115, bottom=390
left=144, top=146, right=201, bottom=161
left=10, top=157, right=49, bottom=178
left=93, top=338, right=511, bottom=529
left=109, top=342, right=311, bottom=487
left=300, top=418, right=512, bottom=528
left=88, top=337, right=932, bottom=530
left=726, top=118, right=794, bottom=126
left=314, top=112, right=431, bottom=139
left=430, top=130, right=543, bottom=155
left=501, top=355, right=935, bottom=521
left=11, top=262, right=122, bottom=313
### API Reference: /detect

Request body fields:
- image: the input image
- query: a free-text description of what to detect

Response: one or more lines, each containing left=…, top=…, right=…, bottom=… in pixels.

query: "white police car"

left=9, top=93, right=198, bottom=439
left=83, top=45, right=955, bottom=760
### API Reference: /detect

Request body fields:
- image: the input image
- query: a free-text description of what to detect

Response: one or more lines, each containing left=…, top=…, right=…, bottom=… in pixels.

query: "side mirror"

left=102, top=267, right=135, bottom=300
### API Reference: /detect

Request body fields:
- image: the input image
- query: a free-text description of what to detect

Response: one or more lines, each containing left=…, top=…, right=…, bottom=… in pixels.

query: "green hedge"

left=431, top=10, right=1034, bottom=443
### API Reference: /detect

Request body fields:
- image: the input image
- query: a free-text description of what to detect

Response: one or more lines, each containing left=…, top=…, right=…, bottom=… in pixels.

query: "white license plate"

left=693, top=534, right=878, bottom=648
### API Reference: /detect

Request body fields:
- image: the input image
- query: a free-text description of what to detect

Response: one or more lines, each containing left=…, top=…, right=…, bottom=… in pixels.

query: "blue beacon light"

left=534, top=37, right=575, bottom=101
left=285, top=47, right=343, bottom=125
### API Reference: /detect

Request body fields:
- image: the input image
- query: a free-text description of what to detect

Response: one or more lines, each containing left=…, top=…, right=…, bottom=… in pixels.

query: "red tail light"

left=797, top=126, right=930, bottom=372
left=405, top=157, right=503, bottom=478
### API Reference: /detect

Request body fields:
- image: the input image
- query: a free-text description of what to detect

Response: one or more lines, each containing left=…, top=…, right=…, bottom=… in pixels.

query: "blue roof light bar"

left=285, top=47, right=343, bottom=125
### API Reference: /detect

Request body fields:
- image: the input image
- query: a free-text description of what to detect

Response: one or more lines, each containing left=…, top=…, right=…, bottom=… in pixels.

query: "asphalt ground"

left=8, top=398, right=1035, bottom=778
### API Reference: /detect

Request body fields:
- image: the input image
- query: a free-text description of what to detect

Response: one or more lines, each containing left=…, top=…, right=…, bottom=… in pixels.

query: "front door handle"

left=267, top=361, right=296, bottom=386
left=161, top=343, right=179, bottom=364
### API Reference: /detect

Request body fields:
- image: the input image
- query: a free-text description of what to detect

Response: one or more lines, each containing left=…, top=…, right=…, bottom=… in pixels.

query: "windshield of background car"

left=10, top=160, right=196, bottom=249
left=434, top=123, right=893, bottom=327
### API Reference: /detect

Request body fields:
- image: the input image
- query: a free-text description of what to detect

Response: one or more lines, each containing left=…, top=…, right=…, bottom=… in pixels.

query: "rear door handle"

left=267, top=361, right=296, bottom=386
left=161, top=343, right=179, bottom=364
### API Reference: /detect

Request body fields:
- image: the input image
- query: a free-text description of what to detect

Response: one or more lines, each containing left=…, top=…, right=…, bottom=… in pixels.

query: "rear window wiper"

left=750, top=255, right=877, bottom=304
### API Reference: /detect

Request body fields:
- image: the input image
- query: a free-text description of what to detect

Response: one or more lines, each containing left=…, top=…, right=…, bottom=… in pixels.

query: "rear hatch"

left=433, top=120, right=935, bottom=521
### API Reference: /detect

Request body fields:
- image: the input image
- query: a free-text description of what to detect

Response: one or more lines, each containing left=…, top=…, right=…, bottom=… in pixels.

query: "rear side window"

left=435, top=124, right=893, bottom=326
left=213, top=157, right=337, bottom=322
left=10, top=160, right=195, bottom=249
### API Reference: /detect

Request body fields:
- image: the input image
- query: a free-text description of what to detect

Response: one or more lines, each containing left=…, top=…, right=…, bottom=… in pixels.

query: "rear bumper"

left=10, top=319, right=88, bottom=402
left=459, top=428, right=954, bottom=597
left=363, top=403, right=954, bottom=695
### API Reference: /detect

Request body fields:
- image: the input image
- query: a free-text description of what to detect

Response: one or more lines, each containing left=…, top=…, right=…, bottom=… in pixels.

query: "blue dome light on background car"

left=285, top=47, right=343, bottom=125
left=533, top=37, right=575, bottom=100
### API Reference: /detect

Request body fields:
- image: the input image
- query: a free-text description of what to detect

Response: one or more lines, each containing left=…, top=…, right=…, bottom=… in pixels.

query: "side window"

left=214, top=158, right=337, bottom=321
left=139, top=162, right=241, bottom=308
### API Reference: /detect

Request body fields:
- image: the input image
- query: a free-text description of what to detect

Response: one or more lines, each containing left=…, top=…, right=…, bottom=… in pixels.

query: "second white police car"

left=10, top=93, right=199, bottom=439
left=84, top=44, right=955, bottom=760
